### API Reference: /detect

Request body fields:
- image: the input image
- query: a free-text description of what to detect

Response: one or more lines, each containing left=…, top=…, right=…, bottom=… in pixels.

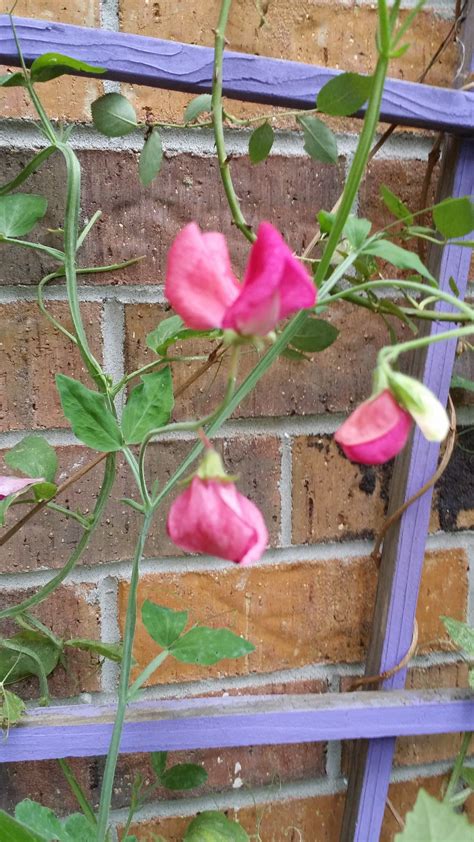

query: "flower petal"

left=165, top=223, right=240, bottom=329
left=334, top=390, right=412, bottom=465
left=167, top=477, right=268, bottom=564
left=222, top=222, right=316, bottom=335
left=0, top=475, right=44, bottom=500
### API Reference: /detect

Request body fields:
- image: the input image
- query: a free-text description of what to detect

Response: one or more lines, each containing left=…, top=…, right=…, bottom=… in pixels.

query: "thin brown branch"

left=0, top=345, right=227, bottom=548
left=371, top=396, right=456, bottom=565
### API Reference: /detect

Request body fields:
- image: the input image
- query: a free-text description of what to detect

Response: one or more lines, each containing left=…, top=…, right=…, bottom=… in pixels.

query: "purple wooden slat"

left=1, top=690, right=473, bottom=762
left=341, top=136, right=474, bottom=842
left=0, top=16, right=473, bottom=134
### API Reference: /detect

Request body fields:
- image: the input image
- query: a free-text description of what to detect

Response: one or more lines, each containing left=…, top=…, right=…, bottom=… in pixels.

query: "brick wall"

left=0, top=0, right=473, bottom=840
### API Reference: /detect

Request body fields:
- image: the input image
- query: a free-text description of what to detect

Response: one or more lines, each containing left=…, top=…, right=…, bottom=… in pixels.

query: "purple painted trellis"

left=0, top=12, right=473, bottom=842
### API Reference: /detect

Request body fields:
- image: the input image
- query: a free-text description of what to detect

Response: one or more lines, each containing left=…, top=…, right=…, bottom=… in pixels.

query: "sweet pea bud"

left=385, top=370, right=450, bottom=442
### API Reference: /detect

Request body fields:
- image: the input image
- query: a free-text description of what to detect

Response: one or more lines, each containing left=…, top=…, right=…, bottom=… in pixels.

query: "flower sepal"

left=385, top=369, right=450, bottom=442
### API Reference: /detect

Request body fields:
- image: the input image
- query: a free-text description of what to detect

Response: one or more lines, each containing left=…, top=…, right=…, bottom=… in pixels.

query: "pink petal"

left=167, top=477, right=268, bottom=564
left=0, top=475, right=43, bottom=500
left=334, top=390, right=412, bottom=465
left=222, top=222, right=316, bottom=335
left=165, top=223, right=240, bottom=329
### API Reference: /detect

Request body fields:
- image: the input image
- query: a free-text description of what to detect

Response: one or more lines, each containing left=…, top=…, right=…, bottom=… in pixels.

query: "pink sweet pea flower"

left=0, top=476, right=44, bottom=500
left=165, top=221, right=316, bottom=335
left=167, top=476, right=268, bottom=565
left=334, top=390, right=412, bottom=465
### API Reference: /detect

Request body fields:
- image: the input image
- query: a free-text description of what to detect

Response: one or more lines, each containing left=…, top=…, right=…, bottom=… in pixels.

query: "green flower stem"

left=57, top=759, right=97, bottom=827
left=9, top=15, right=57, bottom=146
left=46, top=502, right=91, bottom=530
left=326, top=279, right=474, bottom=318
left=379, top=324, right=474, bottom=365
left=223, top=106, right=320, bottom=125
left=315, top=0, right=391, bottom=291
left=57, top=143, right=106, bottom=390
left=211, top=0, right=255, bottom=244
left=77, top=210, right=102, bottom=249
left=128, top=650, right=169, bottom=699
left=0, top=145, right=56, bottom=195
left=0, top=455, right=115, bottom=620
left=444, top=731, right=473, bottom=803
left=1, top=237, right=65, bottom=262
left=95, top=508, right=154, bottom=842
left=337, top=289, right=473, bottom=323
left=138, top=345, right=240, bottom=506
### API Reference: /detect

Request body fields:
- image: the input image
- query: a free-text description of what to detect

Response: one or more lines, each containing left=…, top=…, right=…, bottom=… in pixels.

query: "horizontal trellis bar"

left=1, top=16, right=474, bottom=135
left=2, top=690, right=474, bottom=762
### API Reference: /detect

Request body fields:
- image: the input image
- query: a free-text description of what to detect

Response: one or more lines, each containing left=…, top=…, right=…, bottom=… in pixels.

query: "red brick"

left=0, top=437, right=280, bottom=573
left=0, top=584, right=101, bottom=699
left=291, top=434, right=472, bottom=545
left=125, top=301, right=409, bottom=419
left=0, top=302, right=103, bottom=432
left=119, top=774, right=455, bottom=842
left=118, top=548, right=467, bottom=686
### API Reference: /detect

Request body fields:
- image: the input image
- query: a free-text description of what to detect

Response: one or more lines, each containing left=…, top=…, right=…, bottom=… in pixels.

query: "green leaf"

left=5, top=435, right=57, bottom=482
left=380, top=184, right=414, bottom=224
left=451, top=375, right=474, bottom=393
left=449, top=276, right=460, bottom=296
left=65, top=638, right=124, bottom=663
left=184, top=811, right=250, bottom=841
left=280, top=347, right=310, bottom=362
left=298, top=115, right=338, bottom=164
left=146, top=316, right=184, bottom=354
left=344, top=216, right=372, bottom=249
left=56, top=374, right=123, bottom=452
left=146, top=316, right=221, bottom=355
left=170, top=626, right=254, bottom=665
left=317, top=210, right=336, bottom=234
left=15, top=801, right=64, bottom=841
left=248, top=122, right=274, bottom=164
left=0, top=811, right=48, bottom=842
left=433, top=197, right=474, bottom=239
left=139, top=128, right=163, bottom=186
left=184, top=94, right=213, bottom=123
left=0, top=72, right=27, bottom=87
left=32, top=481, right=57, bottom=502
left=91, top=93, right=138, bottom=137
left=142, top=601, right=188, bottom=649
left=470, top=669, right=474, bottom=690
left=151, top=751, right=168, bottom=779
left=394, top=789, right=474, bottom=841
left=362, top=239, right=436, bottom=283
left=461, top=767, right=474, bottom=789
left=0, top=194, right=47, bottom=238
left=61, top=814, right=96, bottom=842
left=290, top=318, right=339, bottom=353
left=0, top=688, right=26, bottom=729
left=317, top=72, right=372, bottom=116
left=160, top=763, right=208, bottom=790
left=441, top=616, right=474, bottom=656
left=30, top=53, right=106, bottom=83
left=0, top=631, right=61, bottom=685
left=122, top=368, right=174, bottom=445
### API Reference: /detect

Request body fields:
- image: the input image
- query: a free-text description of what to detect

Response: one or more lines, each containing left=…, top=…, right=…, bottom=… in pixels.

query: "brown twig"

left=350, top=619, right=419, bottom=689
left=371, top=396, right=456, bottom=566
left=0, top=345, right=227, bottom=548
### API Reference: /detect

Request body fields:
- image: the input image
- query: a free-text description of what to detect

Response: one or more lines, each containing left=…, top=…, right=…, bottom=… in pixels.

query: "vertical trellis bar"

left=340, top=8, right=474, bottom=838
